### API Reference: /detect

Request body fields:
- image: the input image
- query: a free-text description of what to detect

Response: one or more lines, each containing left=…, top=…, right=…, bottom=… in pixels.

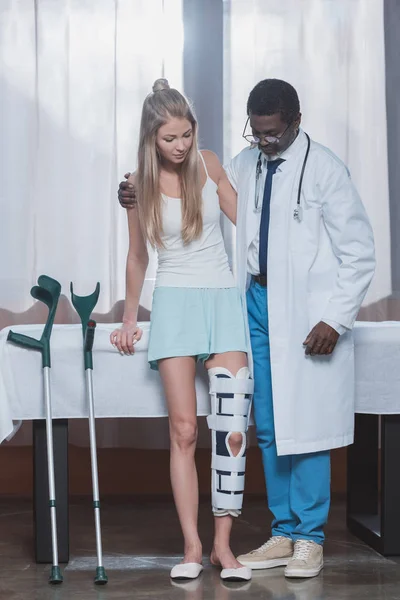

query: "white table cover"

left=1, top=321, right=400, bottom=445
left=353, top=321, right=400, bottom=415
left=0, top=322, right=210, bottom=444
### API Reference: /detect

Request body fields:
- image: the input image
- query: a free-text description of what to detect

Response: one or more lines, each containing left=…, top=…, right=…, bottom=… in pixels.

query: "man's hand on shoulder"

left=118, top=172, right=137, bottom=209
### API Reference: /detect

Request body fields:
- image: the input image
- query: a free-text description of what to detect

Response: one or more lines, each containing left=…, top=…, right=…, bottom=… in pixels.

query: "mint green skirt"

left=148, top=287, right=248, bottom=370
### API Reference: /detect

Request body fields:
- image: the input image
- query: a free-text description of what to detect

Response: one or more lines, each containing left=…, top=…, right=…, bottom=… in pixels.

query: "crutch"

left=70, top=282, right=108, bottom=585
left=7, top=275, right=63, bottom=584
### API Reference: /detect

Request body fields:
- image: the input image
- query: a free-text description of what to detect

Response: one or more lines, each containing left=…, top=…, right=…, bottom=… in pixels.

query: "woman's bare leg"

left=158, top=356, right=202, bottom=564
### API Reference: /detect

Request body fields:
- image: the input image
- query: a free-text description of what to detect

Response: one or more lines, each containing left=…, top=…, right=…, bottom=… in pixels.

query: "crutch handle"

left=84, top=320, right=96, bottom=353
left=7, top=331, right=43, bottom=352
left=7, top=331, right=50, bottom=368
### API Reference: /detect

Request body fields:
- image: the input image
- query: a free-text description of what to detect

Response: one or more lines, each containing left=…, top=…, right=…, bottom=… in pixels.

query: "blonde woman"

left=111, top=79, right=253, bottom=582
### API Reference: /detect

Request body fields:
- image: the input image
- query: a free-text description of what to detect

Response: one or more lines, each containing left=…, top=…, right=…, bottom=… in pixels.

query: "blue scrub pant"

left=246, top=279, right=330, bottom=544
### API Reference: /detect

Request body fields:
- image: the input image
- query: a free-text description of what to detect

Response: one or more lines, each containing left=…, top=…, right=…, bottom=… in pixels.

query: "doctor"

left=117, top=79, right=375, bottom=579
left=228, top=79, right=375, bottom=579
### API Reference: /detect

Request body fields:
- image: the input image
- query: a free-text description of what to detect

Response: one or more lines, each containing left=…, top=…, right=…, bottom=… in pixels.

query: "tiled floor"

left=0, top=496, right=399, bottom=599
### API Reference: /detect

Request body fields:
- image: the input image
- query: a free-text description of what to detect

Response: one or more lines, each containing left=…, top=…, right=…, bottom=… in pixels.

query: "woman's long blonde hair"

left=136, top=78, right=202, bottom=248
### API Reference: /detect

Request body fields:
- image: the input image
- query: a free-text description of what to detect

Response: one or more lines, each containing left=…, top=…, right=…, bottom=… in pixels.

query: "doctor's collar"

left=265, top=128, right=307, bottom=164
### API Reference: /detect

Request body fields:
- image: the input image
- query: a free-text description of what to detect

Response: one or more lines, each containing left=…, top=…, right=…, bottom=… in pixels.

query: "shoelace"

left=250, top=536, right=287, bottom=554
left=292, top=540, right=315, bottom=561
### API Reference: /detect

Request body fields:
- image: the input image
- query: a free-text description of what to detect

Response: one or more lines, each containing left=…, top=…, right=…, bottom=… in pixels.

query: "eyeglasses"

left=242, top=117, right=292, bottom=145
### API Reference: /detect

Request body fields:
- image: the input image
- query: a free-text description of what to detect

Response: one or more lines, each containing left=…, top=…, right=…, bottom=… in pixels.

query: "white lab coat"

left=226, top=130, right=375, bottom=456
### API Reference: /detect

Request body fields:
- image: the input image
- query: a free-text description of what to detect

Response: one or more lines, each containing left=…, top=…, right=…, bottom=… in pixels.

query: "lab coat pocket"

left=289, top=205, right=321, bottom=256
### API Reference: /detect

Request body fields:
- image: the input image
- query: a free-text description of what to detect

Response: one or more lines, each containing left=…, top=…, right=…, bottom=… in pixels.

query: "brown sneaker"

left=284, top=540, right=323, bottom=578
left=237, top=536, right=293, bottom=570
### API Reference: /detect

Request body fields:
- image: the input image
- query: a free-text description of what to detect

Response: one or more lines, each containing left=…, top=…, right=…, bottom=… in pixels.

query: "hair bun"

left=152, top=78, right=170, bottom=93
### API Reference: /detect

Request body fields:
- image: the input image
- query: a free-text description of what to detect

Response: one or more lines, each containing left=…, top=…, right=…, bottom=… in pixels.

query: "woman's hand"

left=110, top=322, right=143, bottom=355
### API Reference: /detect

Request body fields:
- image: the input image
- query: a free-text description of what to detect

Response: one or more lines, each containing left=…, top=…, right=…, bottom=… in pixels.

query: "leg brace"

left=207, top=366, right=253, bottom=517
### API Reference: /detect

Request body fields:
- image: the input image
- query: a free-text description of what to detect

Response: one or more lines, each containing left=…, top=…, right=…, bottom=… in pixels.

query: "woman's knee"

left=228, top=432, right=245, bottom=456
left=170, top=420, right=198, bottom=451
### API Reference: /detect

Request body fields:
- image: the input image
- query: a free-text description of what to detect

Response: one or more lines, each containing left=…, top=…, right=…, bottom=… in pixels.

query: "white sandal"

left=220, top=566, right=252, bottom=581
left=170, top=562, right=203, bottom=580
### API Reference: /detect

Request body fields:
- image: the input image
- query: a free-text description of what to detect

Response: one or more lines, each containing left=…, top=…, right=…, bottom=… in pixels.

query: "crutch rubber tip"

left=94, top=567, right=108, bottom=585
left=49, top=566, right=63, bottom=584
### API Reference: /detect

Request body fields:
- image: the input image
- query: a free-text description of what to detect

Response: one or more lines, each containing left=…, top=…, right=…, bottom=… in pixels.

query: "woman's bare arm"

left=123, top=174, right=149, bottom=325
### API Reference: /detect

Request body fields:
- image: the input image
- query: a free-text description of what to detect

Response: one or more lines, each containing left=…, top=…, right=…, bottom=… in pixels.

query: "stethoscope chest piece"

left=293, top=206, right=303, bottom=222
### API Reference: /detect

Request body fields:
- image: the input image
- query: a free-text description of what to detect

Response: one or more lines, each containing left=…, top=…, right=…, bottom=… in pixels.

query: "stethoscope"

left=254, top=132, right=311, bottom=223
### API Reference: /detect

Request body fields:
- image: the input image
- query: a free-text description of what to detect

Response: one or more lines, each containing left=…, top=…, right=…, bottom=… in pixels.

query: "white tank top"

left=155, top=154, right=235, bottom=288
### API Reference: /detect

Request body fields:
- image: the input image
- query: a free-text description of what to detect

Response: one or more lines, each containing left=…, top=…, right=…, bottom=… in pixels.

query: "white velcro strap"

left=213, top=490, right=244, bottom=511
left=219, top=474, right=245, bottom=492
left=214, top=396, right=251, bottom=417
left=210, top=376, right=254, bottom=396
left=207, top=414, right=248, bottom=432
left=212, top=453, right=246, bottom=473
left=213, top=508, right=241, bottom=518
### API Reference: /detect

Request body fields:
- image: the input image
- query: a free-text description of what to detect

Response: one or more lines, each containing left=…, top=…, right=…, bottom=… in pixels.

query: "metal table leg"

left=347, top=413, right=400, bottom=555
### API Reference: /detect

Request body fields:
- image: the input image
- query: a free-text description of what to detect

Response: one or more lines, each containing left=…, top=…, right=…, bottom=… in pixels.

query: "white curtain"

left=224, top=0, right=391, bottom=306
left=0, top=0, right=183, bottom=447
left=1, top=0, right=392, bottom=449
left=0, top=0, right=183, bottom=321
